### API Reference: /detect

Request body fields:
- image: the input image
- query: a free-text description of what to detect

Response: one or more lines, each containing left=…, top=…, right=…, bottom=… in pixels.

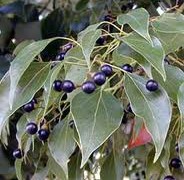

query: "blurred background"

left=0, top=0, right=183, bottom=179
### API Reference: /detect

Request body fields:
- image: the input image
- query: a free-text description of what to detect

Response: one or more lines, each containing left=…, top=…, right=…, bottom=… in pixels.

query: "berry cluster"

left=53, top=64, right=113, bottom=95
left=22, top=98, right=37, bottom=113
left=55, top=43, right=73, bottom=61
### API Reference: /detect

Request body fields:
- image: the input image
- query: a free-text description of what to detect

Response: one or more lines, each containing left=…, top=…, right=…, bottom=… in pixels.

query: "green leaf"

left=31, top=163, right=49, bottom=180
left=68, top=153, right=83, bottom=180
left=114, top=43, right=152, bottom=77
left=43, top=62, right=63, bottom=116
left=48, top=156, right=67, bottom=180
left=0, top=63, right=50, bottom=143
left=152, top=30, right=184, bottom=54
left=121, top=33, right=165, bottom=80
left=124, top=73, right=172, bottom=162
left=48, top=120, right=76, bottom=178
left=9, top=38, right=58, bottom=107
left=16, top=114, right=28, bottom=145
left=78, top=23, right=102, bottom=42
left=177, top=83, right=184, bottom=166
left=71, top=90, right=123, bottom=167
left=100, top=151, right=124, bottom=180
left=151, top=13, right=184, bottom=33
left=75, top=0, right=89, bottom=11
left=65, top=65, right=88, bottom=101
left=153, top=65, right=184, bottom=102
left=117, top=8, right=152, bottom=43
left=15, top=159, right=23, bottom=180
left=80, top=29, right=101, bottom=68
left=13, top=40, right=35, bottom=56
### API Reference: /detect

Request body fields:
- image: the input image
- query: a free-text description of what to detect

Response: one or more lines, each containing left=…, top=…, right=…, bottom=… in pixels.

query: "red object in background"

left=128, top=123, right=152, bottom=149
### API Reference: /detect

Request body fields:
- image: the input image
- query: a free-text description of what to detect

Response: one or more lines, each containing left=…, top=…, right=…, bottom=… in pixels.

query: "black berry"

left=122, top=64, right=133, bottom=73
left=26, top=122, right=38, bottom=135
left=93, top=72, right=106, bottom=86
left=82, top=81, right=96, bottom=94
left=37, top=129, right=50, bottom=141
left=101, top=64, right=113, bottom=76
left=53, top=80, right=62, bottom=92
left=164, top=175, right=175, bottom=180
left=62, top=80, right=75, bottom=93
left=56, top=52, right=65, bottom=61
left=13, top=149, right=23, bottom=159
left=23, top=100, right=35, bottom=112
left=96, top=37, right=105, bottom=45
left=146, top=79, right=159, bottom=92
left=170, top=158, right=181, bottom=169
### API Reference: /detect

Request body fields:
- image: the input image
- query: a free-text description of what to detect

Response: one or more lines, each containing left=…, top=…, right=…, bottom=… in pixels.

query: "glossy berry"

left=82, top=81, right=96, bottom=94
left=26, top=122, right=38, bottom=135
left=96, top=37, right=105, bottom=45
left=170, top=158, right=181, bottom=169
left=63, top=43, right=73, bottom=52
left=164, top=175, right=175, bottom=180
left=13, top=149, right=23, bottom=159
left=146, top=79, right=159, bottom=92
left=101, top=64, right=113, bottom=76
left=56, top=52, right=65, bottom=61
left=23, top=101, right=35, bottom=112
left=53, top=80, right=62, bottom=92
left=37, top=129, right=50, bottom=141
left=62, top=80, right=75, bottom=93
left=93, top=72, right=106, bottom=86
left=122, top=64, right=133, bottom=73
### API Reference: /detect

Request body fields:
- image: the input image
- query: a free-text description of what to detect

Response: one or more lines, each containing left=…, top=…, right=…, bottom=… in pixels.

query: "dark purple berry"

left=13, top=149, right=23, bottom=159
left=146, top=79, right=159, bottom=92
left=104, top=14, right=112, bottom=21
left=69, top=120, right=74, bottom=129
left=62, top=80, right=75, bottom=93
left=164, top=175, right=175, bottom=180
left=93, top=72, right=106, bottom=86
left=37, top=129, right=50, bottom=141
left=56, top=52, right=65, bottom=61
left=63, top=43, right=73, bottom=52
left=26, top=122, right=38, bottom=135
left=32, top=98, right=37, bottom=104
left=101, top=64, right=113, bottom=76
left=82, top=81, right=96, bottom=94
left=170, top=158, right=181, bottom=169
left=53, top=80, right=62, bottom=92
left=23, top=101, right=35, bottom=112
left=122, top=64, right=133, bottom=73
left=96, top=37, right=105, bottom=45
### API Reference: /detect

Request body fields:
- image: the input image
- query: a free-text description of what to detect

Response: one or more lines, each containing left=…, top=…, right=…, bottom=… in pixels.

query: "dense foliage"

left=0, top=0, right=184, bottom=179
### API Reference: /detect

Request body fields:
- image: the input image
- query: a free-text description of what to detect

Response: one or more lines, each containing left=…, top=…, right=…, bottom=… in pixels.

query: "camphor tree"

left=0, top=0, right=184, bottom=180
